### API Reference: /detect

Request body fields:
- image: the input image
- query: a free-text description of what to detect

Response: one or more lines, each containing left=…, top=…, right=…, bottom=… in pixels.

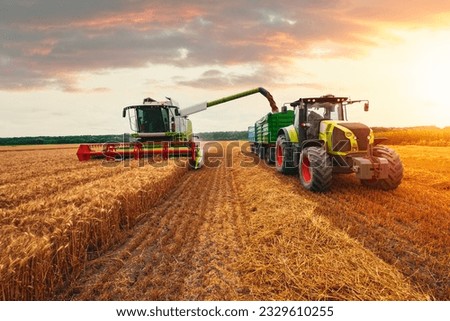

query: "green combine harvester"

left=77, top=87, right=278, bottom=169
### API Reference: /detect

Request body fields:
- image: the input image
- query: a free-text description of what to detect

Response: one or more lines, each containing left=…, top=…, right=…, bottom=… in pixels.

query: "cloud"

left=1, top=0, right=449, bottom=91
left=343, top=0, right=450, bottom=24
left=175, top=67, right=277, bottom=89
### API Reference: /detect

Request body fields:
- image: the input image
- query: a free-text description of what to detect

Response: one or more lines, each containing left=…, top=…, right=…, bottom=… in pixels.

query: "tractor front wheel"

left=299, top=146, right=332, bottom=192
left=361, top=146, right=403, bottom=190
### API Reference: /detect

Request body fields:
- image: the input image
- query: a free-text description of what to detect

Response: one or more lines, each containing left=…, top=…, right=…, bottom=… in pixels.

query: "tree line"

left=0, top=131, right=248, bottom=146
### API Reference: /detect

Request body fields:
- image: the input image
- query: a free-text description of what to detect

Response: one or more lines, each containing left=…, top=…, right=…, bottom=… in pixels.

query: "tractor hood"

left=320, top=121, right=373, bottom=153
left=335, top=121, right=370, bottom=132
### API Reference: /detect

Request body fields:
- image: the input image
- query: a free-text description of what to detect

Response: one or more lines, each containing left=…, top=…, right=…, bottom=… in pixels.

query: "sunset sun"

left=407, top=29, right=450, bottom=127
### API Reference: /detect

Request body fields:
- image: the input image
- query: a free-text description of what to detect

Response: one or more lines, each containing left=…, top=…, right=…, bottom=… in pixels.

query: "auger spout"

left=206, top=87, right=279, bottom=113
left=180, top=87, right=279, bottom=117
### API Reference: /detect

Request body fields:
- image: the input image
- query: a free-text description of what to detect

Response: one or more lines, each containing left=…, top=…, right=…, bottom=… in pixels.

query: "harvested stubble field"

left=0, top=143, right=448, bottom=301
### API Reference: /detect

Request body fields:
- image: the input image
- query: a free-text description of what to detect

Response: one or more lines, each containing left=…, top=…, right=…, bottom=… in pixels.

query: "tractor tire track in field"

left=255, top=148, right=449, bottom=300
left=62, top=148, right=249, bottom=300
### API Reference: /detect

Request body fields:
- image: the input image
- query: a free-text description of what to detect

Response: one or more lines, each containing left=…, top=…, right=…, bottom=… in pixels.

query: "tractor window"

left=306, top=110, right=324, bottom=139
left=313, top=102, right=341, bottom=120
left=327, top=104, right=340, bottom=120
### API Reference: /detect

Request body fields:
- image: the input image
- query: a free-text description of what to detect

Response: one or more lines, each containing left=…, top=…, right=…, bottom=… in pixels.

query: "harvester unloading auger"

left=76, top=87, right=278, bottom=168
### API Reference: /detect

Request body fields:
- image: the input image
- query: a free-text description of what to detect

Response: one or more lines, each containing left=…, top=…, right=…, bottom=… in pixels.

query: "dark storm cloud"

left=1, top=0, right=449, bottom=91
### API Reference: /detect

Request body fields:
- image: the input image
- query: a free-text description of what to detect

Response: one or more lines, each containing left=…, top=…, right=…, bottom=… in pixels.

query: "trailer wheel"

left=258, top=145, right=265, bottom=160
left=275, top=135, right=295, bottom=174
left=299, top=147, right=332, bottom=192
left=265, top=147, right=275, bottom=165
left=361, top=146, right=403, bottom=190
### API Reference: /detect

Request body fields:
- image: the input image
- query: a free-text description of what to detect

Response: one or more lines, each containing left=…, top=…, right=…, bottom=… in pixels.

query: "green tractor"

left=272, top=94, right=403, bottom=192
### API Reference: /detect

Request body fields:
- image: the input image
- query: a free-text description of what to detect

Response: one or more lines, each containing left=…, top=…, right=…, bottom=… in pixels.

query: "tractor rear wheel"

left=275, top=135, right=295, bottom=174
left=361, top=146, right=403, bottom=190
left=299, top=146, right=332, bottom=192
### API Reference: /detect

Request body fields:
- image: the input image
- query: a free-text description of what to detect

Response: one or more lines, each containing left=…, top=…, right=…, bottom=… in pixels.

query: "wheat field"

left=0, top=141, right=448, bottom=300
left=0, top=147, right=186, bottom=300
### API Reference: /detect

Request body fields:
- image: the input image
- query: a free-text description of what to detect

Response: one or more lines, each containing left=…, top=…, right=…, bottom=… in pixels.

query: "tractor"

left=253, top=94, right=403, bottom=192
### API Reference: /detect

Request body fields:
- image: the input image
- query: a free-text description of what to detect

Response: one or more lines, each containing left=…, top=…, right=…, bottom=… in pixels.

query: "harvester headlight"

left=345, top=131, right=353, bottom=138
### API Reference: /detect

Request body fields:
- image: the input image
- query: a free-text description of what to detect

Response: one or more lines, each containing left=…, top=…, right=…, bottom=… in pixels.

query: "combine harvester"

left=77, top=88, right=278, bottom=168
left=249, top=94, right=403, bottom=192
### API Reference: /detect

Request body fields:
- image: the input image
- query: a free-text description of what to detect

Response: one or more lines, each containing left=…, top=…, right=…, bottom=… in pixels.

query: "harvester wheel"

left=275, top=135, right=295, bottom=174
left=361, top=146, right=403, bottom=190
left=188, top=158, right=197, bottom=170
left=299, top=146, right=332, bottom=192
left=187, top=146, right=203, bottom=170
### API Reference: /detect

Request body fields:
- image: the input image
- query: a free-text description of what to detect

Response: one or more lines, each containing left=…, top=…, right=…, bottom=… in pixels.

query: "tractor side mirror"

left=364, top=102, right=369, bottom=112
left=122, top=108, right=127, bottom=118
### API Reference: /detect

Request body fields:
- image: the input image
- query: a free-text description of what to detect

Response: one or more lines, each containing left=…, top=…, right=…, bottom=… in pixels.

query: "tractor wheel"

left=275, top=135, right=295, bottom=174
left=361, top=146, right=403, bottom=190
left=299, top=146, right=332, bottom=192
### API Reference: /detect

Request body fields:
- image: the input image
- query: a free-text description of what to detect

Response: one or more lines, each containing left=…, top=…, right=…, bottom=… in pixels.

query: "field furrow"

left=0, top=143, right=447, bottom=301
left=58, top=142, right=430, bottom=301
left=0, top=148, right=187, bottom=300
left=61, top=147, right=249, bottom=300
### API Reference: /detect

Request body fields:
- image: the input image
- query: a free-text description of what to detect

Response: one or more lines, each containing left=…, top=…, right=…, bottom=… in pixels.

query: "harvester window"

left=161, top=108, right=169, bottom=131
left=137, top=108, right=169, bottom=133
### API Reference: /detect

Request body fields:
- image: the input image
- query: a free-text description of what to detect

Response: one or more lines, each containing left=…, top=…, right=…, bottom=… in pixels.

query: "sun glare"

left=407, top=29, right=450, bottom=127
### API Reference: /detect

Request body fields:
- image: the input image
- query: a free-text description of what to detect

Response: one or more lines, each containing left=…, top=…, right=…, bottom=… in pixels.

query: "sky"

left=1, top=0, right=450, bottom=137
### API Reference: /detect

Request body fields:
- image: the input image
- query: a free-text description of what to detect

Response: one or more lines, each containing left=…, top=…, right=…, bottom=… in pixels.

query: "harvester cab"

left=122, top=97, right=192, bottom=142
left=120, top=87, right=278, bottom=144
left=77, top=87, right=278, bottom=169
left=266, top=94, right=403, bottom=192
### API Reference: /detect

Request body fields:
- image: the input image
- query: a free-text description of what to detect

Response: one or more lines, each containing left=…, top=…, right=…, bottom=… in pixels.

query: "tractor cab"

left=290, top=95, right=348, bottom=140
left=289, top=95, right=370, bottom=140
